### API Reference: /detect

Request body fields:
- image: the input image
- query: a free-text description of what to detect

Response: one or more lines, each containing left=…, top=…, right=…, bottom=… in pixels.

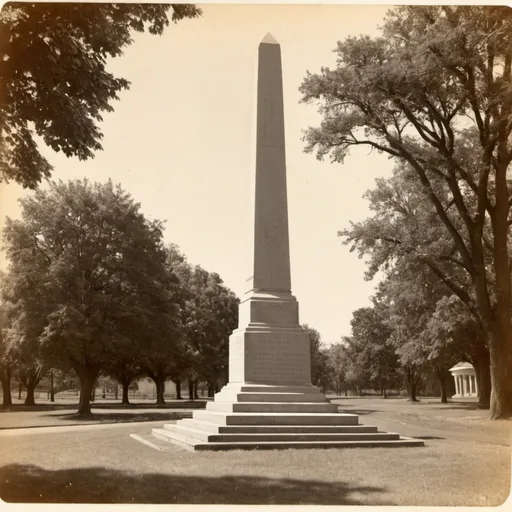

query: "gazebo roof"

left=449, top=361, right=474, bottom=372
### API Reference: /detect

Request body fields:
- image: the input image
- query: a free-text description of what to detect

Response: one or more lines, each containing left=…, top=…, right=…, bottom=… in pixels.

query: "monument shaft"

left=252, top=35, right=291, bottom=293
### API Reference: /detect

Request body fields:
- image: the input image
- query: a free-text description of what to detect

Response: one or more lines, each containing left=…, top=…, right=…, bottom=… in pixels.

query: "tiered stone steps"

left=151, top=384, right=424, bottom=451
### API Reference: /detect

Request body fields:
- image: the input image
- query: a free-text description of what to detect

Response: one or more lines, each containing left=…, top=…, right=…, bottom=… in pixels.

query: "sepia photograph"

left=0, top=0, right=510, bottom=507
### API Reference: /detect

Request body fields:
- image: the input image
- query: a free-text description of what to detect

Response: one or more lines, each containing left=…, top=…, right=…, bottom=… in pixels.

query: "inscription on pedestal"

left=245, top=332, right=311, bottom=384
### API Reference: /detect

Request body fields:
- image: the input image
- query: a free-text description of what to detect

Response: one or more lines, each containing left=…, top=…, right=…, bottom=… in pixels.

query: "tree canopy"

left=180, top=262, right=239, bottom=395
left=0, top=2, right=201, bottom=188
left=1, top=179, right=176, bottom=414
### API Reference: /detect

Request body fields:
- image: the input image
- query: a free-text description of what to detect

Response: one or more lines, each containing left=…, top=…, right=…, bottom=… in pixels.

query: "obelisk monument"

left=227, top=33, right=312, bottom=388
left=152, top=35, right=423, bottom=449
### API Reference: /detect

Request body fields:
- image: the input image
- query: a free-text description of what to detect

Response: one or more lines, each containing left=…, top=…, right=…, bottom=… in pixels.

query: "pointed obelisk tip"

left=260, top=33, right=279, bottom=45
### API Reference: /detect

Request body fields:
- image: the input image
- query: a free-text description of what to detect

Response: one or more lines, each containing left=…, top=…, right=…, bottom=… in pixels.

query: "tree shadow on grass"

left=0, top=463, right=392, bottom=505
left=0, top=404, right=74, bottom=413
left=89, top=401, right=207, bottom=410
left=1, top=401, right=206, bottom=413
left=45, top=412, right=191, bottom=423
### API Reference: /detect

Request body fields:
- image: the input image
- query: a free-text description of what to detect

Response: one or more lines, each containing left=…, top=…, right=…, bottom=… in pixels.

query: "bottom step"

left=152, top=428, right=424, bottom=451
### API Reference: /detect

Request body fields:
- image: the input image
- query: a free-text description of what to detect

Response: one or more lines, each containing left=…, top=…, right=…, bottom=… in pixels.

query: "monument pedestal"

left=152, top=295, right=423, bottom=451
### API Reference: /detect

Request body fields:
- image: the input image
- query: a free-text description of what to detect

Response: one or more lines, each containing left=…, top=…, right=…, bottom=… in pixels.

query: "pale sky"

left=0, top=3, right=396, bottom=344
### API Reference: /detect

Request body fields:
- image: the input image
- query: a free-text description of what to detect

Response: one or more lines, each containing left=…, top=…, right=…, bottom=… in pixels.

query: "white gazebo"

left=449, top=362, right=478, bottom=398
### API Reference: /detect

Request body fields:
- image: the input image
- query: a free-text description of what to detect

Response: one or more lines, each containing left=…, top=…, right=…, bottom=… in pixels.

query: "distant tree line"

left=0, top=179, right=238, bottom=416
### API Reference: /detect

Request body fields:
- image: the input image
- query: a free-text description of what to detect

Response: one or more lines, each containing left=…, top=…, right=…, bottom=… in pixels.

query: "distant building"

left=449, top=362, right=478, bottom=398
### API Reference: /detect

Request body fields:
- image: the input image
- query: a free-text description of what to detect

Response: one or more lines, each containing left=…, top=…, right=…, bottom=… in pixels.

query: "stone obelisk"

left=227, top=33, right=312, bottom=388
left=152, top=35, right=423, bottom=450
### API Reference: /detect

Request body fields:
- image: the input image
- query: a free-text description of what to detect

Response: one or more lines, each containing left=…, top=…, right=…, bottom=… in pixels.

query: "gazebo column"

left=474, top=375, right=479, bottom=396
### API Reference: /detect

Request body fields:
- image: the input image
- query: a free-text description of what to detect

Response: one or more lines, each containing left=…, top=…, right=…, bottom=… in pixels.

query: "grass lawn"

left=0, top=398, right=510, bottom=506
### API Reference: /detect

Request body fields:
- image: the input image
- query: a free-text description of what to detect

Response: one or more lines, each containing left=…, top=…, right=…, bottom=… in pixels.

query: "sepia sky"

left=0, top=3, right=397, bottom=344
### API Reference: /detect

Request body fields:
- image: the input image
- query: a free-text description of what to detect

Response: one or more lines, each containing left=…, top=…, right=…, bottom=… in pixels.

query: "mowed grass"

left=0, top=420, right=509, bottom=506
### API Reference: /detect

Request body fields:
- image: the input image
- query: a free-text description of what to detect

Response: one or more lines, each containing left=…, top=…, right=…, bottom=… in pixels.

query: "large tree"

left=0, top=2, right=201, bottom=188
left=2, top=179, right=175, bottom=415
left=1, top=267, right=51, bottom=406
left=181, top=265, right=239, bottom=397
left=300, top=6, right=512, bottom=418
left=139, top=244, right=188, bottom=405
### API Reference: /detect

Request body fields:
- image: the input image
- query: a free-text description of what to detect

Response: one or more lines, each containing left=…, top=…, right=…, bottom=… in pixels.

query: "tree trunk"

left=174, top=379, right=182, bottom=400
left=436, top=368, right=448, bottom=404
left=383, top=387, right=387, bottom=399
left=440, top=379, right=448, bottom=404
left=102, top=386, right=106, bottom=399
left=0, top=368, right=12, bottom=407
left=18, top=381, right=22, bottom=400
left=114, top=385, right=118, bottom=400
left=489, top=329, right=512, bottom=419
left=472, top=346, right=491, bottom=409
left=151, top=376, right=165, bottom=405
left=188, top=379, right=194, bottom=400
left=50, top=371, right=54, bottom=402
left=24, top=381, right=36, bottom=406
left=406, top=373, right=418, bottom=402
left=78, top=368, right=99, bottom=416
left=487, top=153, right=512, bottom=420
left=409, top=380, right=417, bottom=401
left=193, top=380, right=199, bottom=400
left=121, top=380, right=130, bottom=405
left=207, top=383, right=214, bottom=397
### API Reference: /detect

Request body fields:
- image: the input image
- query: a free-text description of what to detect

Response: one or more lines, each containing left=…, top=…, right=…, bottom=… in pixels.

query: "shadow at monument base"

left=335, top=408, right=379, bottom=416
left=0, top=463, right=392, bottom=505
left=411, top=436, right=445, bottom=440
